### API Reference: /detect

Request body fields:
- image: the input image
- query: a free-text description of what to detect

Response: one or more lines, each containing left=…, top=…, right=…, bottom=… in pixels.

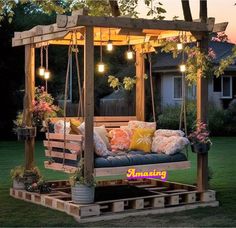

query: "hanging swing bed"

left=10, top=12, right=221, bottom=221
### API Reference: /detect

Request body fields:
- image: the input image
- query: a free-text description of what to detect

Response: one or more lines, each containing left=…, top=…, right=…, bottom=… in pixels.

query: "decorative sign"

left=127, top=168, right=167, bottom=181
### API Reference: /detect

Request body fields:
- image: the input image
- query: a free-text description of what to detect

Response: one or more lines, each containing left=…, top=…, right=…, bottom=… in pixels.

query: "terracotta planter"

left=17, top=127, right=36, bottom=141
left=71, top=184, right=95, bottom=204
left=191, top=143, right=210, bottom=154
left=13, top=179, right=25, bottom=190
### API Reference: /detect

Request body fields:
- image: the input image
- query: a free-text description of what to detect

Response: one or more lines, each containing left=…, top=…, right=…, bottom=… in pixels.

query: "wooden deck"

left=10, top=179, right=218, bottom=223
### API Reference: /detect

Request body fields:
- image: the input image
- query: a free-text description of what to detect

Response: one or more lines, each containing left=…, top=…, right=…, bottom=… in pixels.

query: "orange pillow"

left=129, top=128, right=155, bottom=153
left=108, top=128, right=131, bottom=152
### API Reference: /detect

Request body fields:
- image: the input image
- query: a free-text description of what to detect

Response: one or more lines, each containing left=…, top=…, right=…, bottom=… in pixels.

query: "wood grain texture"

left=84, top=26, right=94, bottom=182
left=24, top=45, right=35, bottom=170
left=136, top=50, right=145, bottom=121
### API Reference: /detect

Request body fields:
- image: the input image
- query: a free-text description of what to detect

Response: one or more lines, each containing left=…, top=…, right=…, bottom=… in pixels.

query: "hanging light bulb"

left=44, top=69, right=50, bottom=79
left=180, top=64, right=186, bottom=72
left=177, top=43, right=183, bottom=50
left=107, top=40, right=113, bottom=51
left=38, top=46, right=45, bottom=76
left=98, top=28, right=106, bottom=74
left=106, top=28, right=113, bottom=52
left=127, top=50, right=134, bottom=60
left=97, top=62, right=105, bottom=73
left=126, top=35, right=133, bottom=60
left=39, top=66, right=45, bottom=76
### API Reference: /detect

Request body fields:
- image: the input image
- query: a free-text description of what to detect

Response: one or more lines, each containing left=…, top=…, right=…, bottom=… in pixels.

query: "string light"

left=180, top=64, right=186, bottom=72
left=38, top=47, right=45, bottom=76
left=44, top=69, right=50, bottom=79
left=177, top=43, right=183, bottom=50
left=98, top=28, right=105, bottom=73
left=106, top=28, right=113, bottom=52
left=126, top=36, right=133, bottom=60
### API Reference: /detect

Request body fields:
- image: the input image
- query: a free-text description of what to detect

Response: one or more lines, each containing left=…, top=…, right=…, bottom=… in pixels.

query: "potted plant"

left=69, top=158, right=96, bottom=204
left=10, top=165, right=25, bottom=190
left=188, top=122, right=212, bottom=154
left=10, top=166, right=42, bottom=190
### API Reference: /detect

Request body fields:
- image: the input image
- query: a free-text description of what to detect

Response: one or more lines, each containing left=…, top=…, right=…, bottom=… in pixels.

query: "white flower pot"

left=71, top=184, right=95, bottom=204
left=13, top=179, right=25, bottom=190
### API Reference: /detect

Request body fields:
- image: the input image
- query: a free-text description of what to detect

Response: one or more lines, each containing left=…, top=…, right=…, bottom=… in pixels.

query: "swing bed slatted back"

left=44, top=116, right=137, bottom=172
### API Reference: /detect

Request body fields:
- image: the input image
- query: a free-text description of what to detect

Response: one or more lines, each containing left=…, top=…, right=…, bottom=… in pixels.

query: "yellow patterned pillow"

left=129, top=128, right=155, bottom=153
left=70, top=119, right=82, bottom=135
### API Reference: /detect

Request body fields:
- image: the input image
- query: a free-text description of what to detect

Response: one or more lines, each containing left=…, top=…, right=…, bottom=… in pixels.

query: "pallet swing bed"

left=10, top=9, right=224, bottom=222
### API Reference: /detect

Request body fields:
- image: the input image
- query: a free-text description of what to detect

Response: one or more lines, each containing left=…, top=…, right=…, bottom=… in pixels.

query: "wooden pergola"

left=12, top=10, right=227, bottom=193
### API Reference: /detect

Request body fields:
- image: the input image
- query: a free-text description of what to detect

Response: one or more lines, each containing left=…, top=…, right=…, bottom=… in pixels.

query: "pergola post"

left=83, top=26, right=94, bottom=183
left=136, top=50, right=145, bottom=121
left=24, top=44, right=35, bottom=170
left=197, top=0, right=209, bottom=192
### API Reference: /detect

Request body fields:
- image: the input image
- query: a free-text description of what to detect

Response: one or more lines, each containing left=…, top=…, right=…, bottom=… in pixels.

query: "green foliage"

left=10, top=165, right=25, bottom=181
left=108, top=75, right=137, bottom=91
left=69, top=158, right=96, bottom=187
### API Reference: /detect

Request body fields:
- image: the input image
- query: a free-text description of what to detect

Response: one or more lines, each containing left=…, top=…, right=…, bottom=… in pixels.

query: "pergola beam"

left=58, top=15, right=210, bottom=32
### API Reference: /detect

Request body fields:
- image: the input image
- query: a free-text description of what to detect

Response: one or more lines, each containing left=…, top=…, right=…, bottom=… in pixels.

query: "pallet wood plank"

left=45, top=133, right=83, bottom=141
left=112, top=201, right=124, bottom=212
left=43, top=141, right=81, bottom=152
left=45, top=150, right=78, bottom=160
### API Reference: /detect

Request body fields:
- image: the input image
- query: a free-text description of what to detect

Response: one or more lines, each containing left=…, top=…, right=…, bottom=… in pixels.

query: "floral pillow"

left=154, top=129, right=185, bottom=137
left=152, top=135, right=189, bottom=155
left=108, top=128, right=131, bottom=152
left=54, top=120, right=71, bottom=134
left=79, top=122, right=112, bottom=157
left=129, top=128, right=155, bottom=153
left=128, top=120, right=156, bottom=132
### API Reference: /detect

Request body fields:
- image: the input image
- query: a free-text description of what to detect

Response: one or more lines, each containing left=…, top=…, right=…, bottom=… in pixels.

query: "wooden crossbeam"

left=59, top=15, right=210, bottom=32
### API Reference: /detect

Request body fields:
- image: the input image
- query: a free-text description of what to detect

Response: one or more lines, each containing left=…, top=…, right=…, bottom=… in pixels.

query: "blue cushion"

left=51, top=150, right=187, bottom=168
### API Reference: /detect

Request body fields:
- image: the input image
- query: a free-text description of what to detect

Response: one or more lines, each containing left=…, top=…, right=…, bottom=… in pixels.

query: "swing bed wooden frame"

left=11, top=10, right=227, bottom=221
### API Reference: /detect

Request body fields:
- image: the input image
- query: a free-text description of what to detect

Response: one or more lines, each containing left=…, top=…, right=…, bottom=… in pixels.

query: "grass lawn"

left=0, top=137, right=236, bottom=227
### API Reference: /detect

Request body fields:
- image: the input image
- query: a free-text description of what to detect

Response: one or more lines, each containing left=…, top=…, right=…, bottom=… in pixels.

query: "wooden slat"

left=43, top=141, right=82, bottom=152
left=44, top=161, right=77, bottom=173
left=95, top=161, right=191, bottom=177
left=45, top=133, right=83, bottom=141
left=45, top=150, right=78, bottom=160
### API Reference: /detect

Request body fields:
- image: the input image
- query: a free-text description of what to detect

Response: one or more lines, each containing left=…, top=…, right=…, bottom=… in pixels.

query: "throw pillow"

left=108, top=128, right=131, bottom=152
left=94, top=125, right=110, bottom=150
left=54, top=120, right=71, bottom=134
left=70, top=118, right=82, bottom=135
left=79, top=122, right=112, bottom=157
left=154, top=129, right=185, bottom=137
left=129, top=128, right=155, bottom=153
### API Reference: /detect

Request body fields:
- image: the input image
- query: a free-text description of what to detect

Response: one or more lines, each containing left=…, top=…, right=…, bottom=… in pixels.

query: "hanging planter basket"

left=71, top=184, right=95, bottom=204
left=17, top=127, right=36, bottom=141
left=191, top=143, right=210, bottom=154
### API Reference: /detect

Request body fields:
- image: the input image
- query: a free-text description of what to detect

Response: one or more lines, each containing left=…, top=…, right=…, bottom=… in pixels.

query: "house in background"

left=152, top=41, right=236, bottom=109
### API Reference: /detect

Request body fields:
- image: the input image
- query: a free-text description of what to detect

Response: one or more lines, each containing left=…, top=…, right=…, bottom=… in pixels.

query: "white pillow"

left=94, top=125, right=110, bottom=150
left=154, top=129, right=185, bottom=137
left=54, top=120, right=71, bottom=134
left=79, top=122, right=112, bottom=157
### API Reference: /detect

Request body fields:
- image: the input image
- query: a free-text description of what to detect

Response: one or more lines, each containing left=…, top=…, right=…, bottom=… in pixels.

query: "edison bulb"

left=177, top=43, right=183, bottom=50
left=180, top=64, right=186, bottom=72
left=126, top=50, right=133, bottom=60
left=107, top=40, right=113, bottom=51
left=98, top=63, right=105, bottom=73
left=39, top=66, right=45, bottom=76
left=44, top=70, right=50, bottom=79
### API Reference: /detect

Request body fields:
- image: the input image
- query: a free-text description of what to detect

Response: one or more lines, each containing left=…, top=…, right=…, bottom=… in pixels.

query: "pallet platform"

left=10, top=179, right=218, bottom=223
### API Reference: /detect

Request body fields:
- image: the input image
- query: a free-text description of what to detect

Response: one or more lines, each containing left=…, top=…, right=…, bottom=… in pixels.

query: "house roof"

left=152, top=41, right=236, bottom=72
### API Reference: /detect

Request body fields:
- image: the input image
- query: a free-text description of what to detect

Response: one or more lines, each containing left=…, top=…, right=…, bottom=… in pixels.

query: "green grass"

left=0, top=137, right=236, bottom=227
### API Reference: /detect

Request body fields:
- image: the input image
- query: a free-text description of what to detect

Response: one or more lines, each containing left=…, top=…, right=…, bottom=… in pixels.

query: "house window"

left=213, top=77, right=221, bottom=92
left=173, top=76, right=182, bottom=99
left=221, top=76, right=232, bottom=98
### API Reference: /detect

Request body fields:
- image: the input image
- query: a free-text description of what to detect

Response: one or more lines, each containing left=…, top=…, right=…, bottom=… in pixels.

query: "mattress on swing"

left=51, top=150, right=187, bottom=168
